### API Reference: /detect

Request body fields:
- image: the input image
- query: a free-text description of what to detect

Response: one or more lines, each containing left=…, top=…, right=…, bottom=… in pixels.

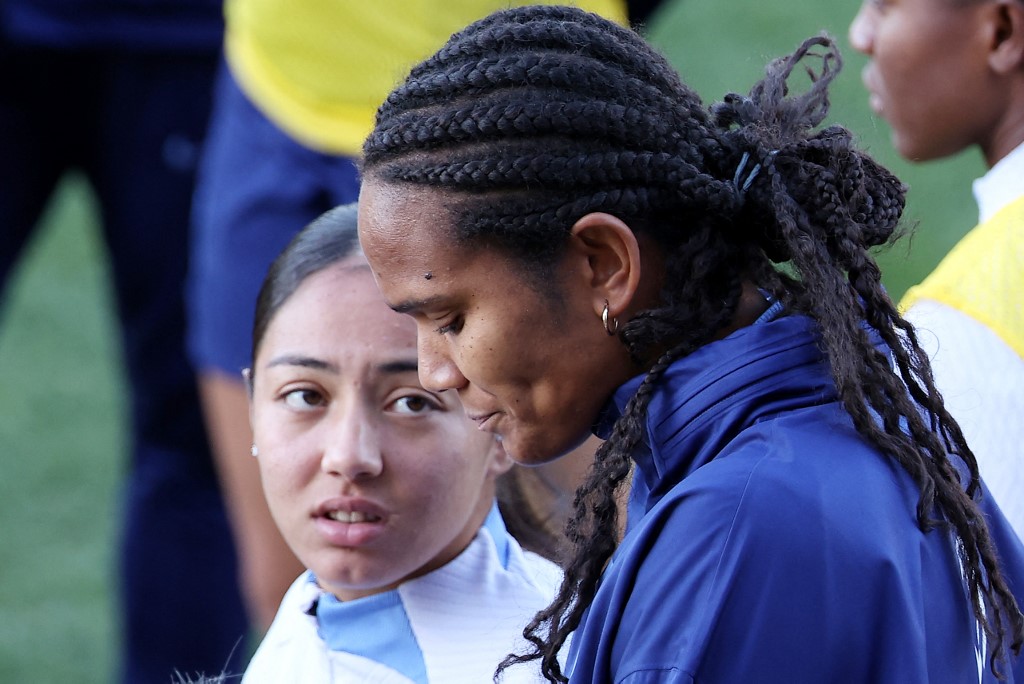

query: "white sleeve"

left=906, top=299, right=1024, bottom=540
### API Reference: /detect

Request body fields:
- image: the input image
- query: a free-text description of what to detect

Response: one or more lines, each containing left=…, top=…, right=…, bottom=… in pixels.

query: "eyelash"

left=282, top=388, right=325, bottom=409
left=390, top=394, right=443, bottom=414
left=279, top=386, right=442, bottom=415
left=435, top=317, right=463, bottom=335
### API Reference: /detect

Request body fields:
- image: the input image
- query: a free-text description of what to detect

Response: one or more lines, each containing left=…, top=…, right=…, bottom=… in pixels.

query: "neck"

left=982, top=88, right=1024, bottom=167
left=714, top=281, right=771, bottom=341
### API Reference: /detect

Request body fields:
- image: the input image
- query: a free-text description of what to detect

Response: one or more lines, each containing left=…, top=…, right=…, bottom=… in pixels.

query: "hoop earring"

left=602, top=300, right=619, bottom=336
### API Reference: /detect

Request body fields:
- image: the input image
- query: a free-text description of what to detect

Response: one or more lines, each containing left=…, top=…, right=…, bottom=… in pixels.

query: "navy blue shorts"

left=188, top=62, right=362, bottom=377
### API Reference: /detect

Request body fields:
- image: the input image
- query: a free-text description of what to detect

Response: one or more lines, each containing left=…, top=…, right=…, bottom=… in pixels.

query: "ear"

left=987, top=0, right=1024, bottom=74
left=485, top=438, right=515, bottom=478
left=567, top=212, right=643, bottom=322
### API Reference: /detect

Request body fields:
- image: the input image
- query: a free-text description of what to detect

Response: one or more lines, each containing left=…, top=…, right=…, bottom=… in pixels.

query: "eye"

left=283, top=388, right=326, bottom=410
left=389, top=394, right=443, bottom=415
left=435, top=316, right=463, bottom=335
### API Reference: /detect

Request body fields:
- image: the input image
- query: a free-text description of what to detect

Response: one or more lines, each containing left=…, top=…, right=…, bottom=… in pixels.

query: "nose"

left=320, top=402, right=384, bottom=481
left=848, top=4, right=876, bottom=55
left=417, top=329, right=468, bottom=393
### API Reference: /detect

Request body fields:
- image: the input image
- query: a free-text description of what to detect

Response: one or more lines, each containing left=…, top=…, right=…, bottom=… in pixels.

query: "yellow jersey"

left=901, top=195, right=1024, bottom=359
left=225, top=0, right=628, bottom=156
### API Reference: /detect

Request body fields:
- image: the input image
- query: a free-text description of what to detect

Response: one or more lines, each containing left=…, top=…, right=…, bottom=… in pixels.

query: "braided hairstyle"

left=362, top=6, right=1023, bottom=681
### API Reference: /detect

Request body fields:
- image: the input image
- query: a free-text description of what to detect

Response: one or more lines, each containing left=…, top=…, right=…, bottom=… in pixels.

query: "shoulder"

left=656, top=410, right=908, bottom=546
left=243, top=573, right=330, bottom=682
left=396, top=528, right=560, bottom=683
left=401, top=524, right=562, bottom=620
left=901, top=199, right=1024, bottom=358
left=589, top=427, right=978, bottom=682
left=612, top=416, right=929, bottom=634
left=508, top=544, right=565, bottom=596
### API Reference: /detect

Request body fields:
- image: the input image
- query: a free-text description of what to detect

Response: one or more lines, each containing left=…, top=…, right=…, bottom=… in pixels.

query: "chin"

left=893, top=133, right=949, bottom=164
left=503, top=438, right=555, bottom=466
left=511, top=433, right=586, bottom=467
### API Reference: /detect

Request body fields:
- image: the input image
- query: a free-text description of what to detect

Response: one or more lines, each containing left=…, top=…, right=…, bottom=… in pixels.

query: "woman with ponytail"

left=358, top=6, right=1024, bottom=682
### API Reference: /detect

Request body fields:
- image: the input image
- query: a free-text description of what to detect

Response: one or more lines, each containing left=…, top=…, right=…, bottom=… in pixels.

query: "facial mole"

left=424, top=272, right=433, bottom=280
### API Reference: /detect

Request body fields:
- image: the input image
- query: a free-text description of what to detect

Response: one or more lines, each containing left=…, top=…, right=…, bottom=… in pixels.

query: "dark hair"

left=250, top=203, right=362, bottom=366
left=362, top=6, right=1023, bottom=681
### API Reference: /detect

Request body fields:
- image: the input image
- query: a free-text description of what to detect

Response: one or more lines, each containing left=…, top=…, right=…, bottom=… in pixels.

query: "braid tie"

left=706, top=36, right=904, bottom=265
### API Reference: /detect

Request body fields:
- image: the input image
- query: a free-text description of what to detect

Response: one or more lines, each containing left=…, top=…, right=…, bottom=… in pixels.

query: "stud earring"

left=250, top=444, right=259, bottom=457
left=602, top=300, right=619, bottom=336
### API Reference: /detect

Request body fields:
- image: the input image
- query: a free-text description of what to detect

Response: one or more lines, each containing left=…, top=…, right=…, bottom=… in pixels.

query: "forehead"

left=358, top=179, right=472, bottom=297
left=360, top=177, right=459, bottom=248
left=259, top=261, right=416, bottom=359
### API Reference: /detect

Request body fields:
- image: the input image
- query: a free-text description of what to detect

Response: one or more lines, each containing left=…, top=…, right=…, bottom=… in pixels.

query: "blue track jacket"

left=568, top=313, right=1024, bottom=683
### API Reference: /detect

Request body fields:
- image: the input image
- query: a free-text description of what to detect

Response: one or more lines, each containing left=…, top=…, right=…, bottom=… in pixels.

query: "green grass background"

left=0, top=1, right=987, bottom=682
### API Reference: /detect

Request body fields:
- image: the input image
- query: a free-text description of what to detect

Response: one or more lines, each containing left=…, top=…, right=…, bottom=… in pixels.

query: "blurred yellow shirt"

left=901, top=195, right=1024, bottom=359
left=225, top=0, right=628, bottom=156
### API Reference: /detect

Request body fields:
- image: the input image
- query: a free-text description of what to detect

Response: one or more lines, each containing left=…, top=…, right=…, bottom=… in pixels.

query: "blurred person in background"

left=0, top=0, right=248, bottom=681
left=850, top=0, right=1024, bottom=539
left=186, top=0, right=635, bottom=632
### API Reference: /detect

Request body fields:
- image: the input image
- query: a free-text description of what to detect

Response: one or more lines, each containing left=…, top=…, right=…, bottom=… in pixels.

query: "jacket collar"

left=597, top=315, right=859, bottom=511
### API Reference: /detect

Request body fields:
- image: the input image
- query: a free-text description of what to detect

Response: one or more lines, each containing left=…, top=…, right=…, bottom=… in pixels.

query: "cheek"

left=461, top=312, right=536, bottom=380
left=256, top=454, right=304, bottom=514
left=391, top=428, right=492, bottom=498
left=254, top=425, right=318, bottom=503
left=874, top=30, right=911, bottom=86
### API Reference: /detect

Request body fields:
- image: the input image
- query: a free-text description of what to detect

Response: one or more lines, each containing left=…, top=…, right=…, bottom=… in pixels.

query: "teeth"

left=326, top=510, right=380, bottom=524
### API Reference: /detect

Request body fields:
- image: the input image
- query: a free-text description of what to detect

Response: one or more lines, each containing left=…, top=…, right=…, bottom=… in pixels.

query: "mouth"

left=860, top=66, right=884, bottom=116
left=868, top=92, right=884, bottom=117
left=314, top=499, right=389, bottom=547
left=466, top=410, right=500, bottom=432
left=325, top=510, right=383, bottom=524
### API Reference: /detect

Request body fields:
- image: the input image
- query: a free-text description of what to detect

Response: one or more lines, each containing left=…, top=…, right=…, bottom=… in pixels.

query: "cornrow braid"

left=362, top=7, right=1022, bottom=682
left=389, top=7, right=692, bottom=115
left=372, top=96, right=690, bottom=167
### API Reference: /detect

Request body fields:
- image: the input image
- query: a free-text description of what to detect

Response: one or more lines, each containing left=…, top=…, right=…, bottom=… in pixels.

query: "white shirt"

left=243, top=509, right=563, bottom=683
left=904, top=140, right=1024, bottom=540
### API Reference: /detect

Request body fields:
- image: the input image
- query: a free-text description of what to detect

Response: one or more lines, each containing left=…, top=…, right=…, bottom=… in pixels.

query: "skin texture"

left=358, top=180, right=647, bottom=466
left=849, top=0, right=1024, bottom=165
left=249, top=257, right=510, bottom=600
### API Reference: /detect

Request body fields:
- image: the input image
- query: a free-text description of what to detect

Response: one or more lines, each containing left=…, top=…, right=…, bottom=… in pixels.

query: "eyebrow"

left=389, top=294, right=448, bottom=315
left=265, top=355, right=338, bottom=373
left=264, top=355, right=418, bottom=376
left=379, top=360, right=419, bottom=374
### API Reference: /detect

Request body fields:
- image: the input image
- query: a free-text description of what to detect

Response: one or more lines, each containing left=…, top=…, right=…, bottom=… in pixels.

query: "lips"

left=314, top=498, right=388, bottom=547
left=861, top=65, right=885, bottom=116
left=466, top=410, right=500, bottom=432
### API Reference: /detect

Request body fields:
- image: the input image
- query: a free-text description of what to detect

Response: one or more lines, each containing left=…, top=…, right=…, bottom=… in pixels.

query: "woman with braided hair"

left=357, top=6, right=1024, bottom=683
